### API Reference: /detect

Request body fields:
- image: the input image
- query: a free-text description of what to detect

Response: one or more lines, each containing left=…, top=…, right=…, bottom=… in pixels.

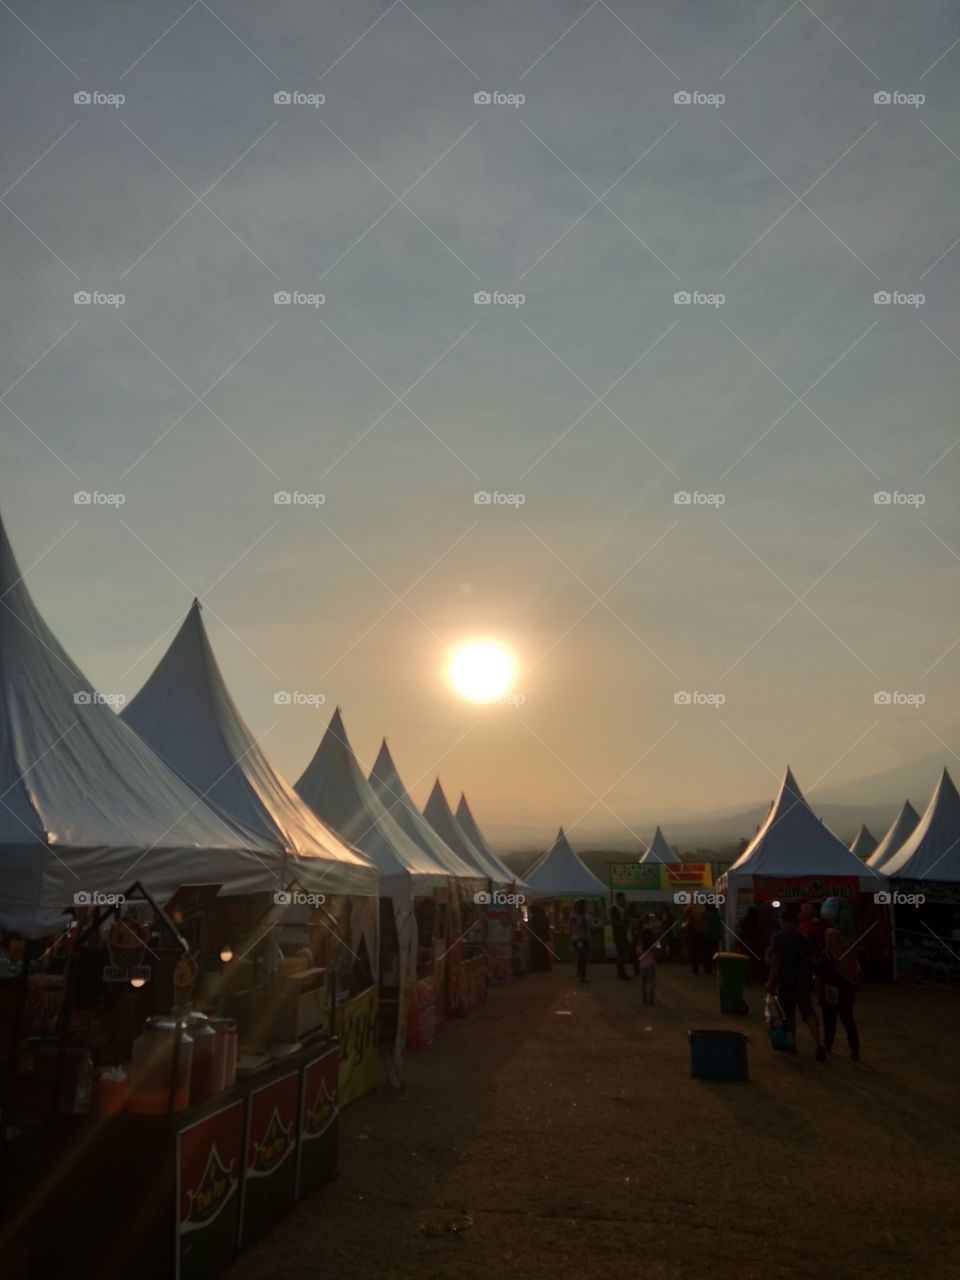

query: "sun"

left=448, top=641, right=515, bottom=703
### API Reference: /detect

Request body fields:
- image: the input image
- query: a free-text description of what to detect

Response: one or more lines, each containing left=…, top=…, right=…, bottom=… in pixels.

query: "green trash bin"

left=716, top=951, right=749, bottom=1014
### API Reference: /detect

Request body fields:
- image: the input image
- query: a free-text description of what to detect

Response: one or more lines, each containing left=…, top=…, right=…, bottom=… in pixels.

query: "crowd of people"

left=565, top=894, right=862, bottom=1060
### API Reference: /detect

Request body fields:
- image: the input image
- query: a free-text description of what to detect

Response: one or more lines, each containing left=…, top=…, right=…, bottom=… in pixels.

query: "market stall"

left=524, top=828, right=607, bottom=965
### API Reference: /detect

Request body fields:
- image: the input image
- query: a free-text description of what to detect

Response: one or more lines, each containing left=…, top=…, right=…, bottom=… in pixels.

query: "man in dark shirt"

left=766, top=904, right=826, bottom=1060
left=609, top=892, right=632, bottom=979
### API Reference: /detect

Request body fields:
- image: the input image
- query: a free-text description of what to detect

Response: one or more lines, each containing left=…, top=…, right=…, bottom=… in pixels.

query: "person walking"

left=704, top=901, right=723, bottom=974
left=627, top=903, right=643, bottom=976
left=636, top=926, right=658, bottom=1005
left=569, top=899, right=594, bottom=982
left=816, top=900, right=861, bottom=1061
left=684, top=898, right=709, bottom=975
left=609, top=892, right=632, bottom=980
left=766, top=905, right=826, bottom=1060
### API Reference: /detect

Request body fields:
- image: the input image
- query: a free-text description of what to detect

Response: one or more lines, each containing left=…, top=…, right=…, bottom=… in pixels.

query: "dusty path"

left=230, top=964, right=959, bottom=1280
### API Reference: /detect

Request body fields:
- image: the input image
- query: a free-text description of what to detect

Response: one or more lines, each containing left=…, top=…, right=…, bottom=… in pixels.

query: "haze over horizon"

left=3, top=1, right=959, bottom=839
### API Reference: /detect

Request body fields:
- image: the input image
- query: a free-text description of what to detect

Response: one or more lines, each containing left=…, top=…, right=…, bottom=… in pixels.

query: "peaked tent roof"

left=639, top=825, right=676, bottom=864
left=849, top=824, right=878, bottom=860
left=0, top=514, right=280, bottom=925
left=295, top=710, right=451, bottom=896
left=423, top=780, right=508, bottom=885
left=455, top=792, right=523, bottom=886
left=725, top=767, right=884, bottom=883
left=122, top=602, right=375, bottom=897
left=868, top=800, right=920, bottom=870
left=884, top=769, right=960, bottom=882
left=525, top=827, right=607, bottom=898
left=369, top=741, right=481, bottom=883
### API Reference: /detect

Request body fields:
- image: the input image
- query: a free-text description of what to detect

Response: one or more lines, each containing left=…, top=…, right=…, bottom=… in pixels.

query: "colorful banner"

left=751, top=875, right=858, bottom=902
left=177, top=1100, right=243, bottom=1280
left=608, top=862, right=714, bottom=892
left=337, top=984, right=379, bottom=1106
left=297, top=1045, right=339, bottom=1196
left=241, top=1071, right=299, bottom=1247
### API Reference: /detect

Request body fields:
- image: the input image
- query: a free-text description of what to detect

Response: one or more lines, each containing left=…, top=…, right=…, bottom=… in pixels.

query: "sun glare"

left=448, top=641, right=515, bottom=703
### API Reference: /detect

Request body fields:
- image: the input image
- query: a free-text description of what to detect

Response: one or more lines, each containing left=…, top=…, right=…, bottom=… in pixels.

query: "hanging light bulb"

left=220, top=946, right=234, bottom=963
left=129, top=974, right=147, bottom=989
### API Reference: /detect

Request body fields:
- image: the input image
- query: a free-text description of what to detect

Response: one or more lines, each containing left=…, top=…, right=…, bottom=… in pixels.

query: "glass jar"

left=185, top=1012, right=222, bottom=1101
left=128, top=1017, right=193, bottom=1114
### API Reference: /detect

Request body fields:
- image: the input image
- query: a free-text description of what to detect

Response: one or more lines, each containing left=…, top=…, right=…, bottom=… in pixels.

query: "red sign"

left=301, top=1049, right=339, bottom=1142
left=246, top=1072, right=298, bottom=1180
left=752, top=875, right=859, bottom=902
left=178, top=1100, right=243, bottom=1234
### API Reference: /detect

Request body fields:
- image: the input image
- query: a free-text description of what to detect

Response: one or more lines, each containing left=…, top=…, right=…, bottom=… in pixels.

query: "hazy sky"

left=2, top=0, right=959, bottom=843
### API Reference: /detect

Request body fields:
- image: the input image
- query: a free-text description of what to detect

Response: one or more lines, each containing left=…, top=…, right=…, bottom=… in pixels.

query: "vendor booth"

left=883, top=768, right=960, bottom=985
left=717, top=767, right=890, bottom=976
left=369, top=742, right=488, bottom=1017
left=525, top=828, right=606, bottom=965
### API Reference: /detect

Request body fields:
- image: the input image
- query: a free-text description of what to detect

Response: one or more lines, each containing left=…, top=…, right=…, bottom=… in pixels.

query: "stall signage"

left=178, top=1100, right=243, bottom=1236
left=302, top=1055, right=338, bottom=1140
left=102, top=964, right=151, bottom=983
left=246, top=1073, right=298, bottom=1180
left=338, top=984, right=379, bottom=1106
left=609, top=863, right=714, bottom=892
left=752, top=875, right=858, bottom=902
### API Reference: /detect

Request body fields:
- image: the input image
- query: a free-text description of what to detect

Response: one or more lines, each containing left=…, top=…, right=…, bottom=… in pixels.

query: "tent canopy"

left=455, top=791, right=524, bottom=887
left=423, top=780, right=508, bottom=885
left=295, top=710, right=451, bottom=897
left=724, top=767, right=884, bottom=885
left=369, top=741, right=482, bottom=884
left=849, top=824, right=878, bottom=860
left=884, top=769, right=960, bottom=882
left=867, top=800, right=919, bottom=871
left=122, top=601, right=376, bottom=897
left=640, top=825, right=676, bottom=864
left=525, top=827, right=607, bottom=899
left=0, top=514, right=279, bottom=927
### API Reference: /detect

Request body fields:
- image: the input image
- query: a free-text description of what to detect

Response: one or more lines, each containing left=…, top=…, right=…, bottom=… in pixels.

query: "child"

left=637, top=927, right=658, bottom=1005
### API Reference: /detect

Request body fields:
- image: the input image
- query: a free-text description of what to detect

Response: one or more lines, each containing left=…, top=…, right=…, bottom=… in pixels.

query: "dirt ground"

left=230, top=963, right=959, bottom=1280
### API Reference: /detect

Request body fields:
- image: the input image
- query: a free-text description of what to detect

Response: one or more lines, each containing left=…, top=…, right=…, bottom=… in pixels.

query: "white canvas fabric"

left=295, top=710, right=451, bottom=900
left=423, top=780, right=508, bottom=886
left=849, top=824, right=878, bottom=860
left=455, top=793, right=524, bottom=888
left=883, top=769, right=960, bottom=882
left=524, top=827, right=607, bottom=899
left=369, top=742, right=482, bottom=886
left=0, top=514, right=282, bottom=927
left=122, top=601, right=376, bottom=898
left=640, top=826, right=676, bottom=864
left=868, top=800, right=920, bottom=870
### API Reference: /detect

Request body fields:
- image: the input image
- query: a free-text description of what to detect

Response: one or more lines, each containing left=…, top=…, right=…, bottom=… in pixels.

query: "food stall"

left=524, top=829, right=608, bottom=964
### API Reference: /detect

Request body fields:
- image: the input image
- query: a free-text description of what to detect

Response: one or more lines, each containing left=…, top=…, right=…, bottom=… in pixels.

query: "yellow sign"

left=337, top=984, right=379, bottom=1107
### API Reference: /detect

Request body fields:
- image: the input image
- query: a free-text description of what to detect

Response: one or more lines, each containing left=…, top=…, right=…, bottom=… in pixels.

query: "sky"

left=2, top=0, right=959, bottom=847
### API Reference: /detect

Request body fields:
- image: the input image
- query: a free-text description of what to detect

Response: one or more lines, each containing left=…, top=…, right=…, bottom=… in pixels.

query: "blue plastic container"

left=689, top=1029, right=749, bottom=1081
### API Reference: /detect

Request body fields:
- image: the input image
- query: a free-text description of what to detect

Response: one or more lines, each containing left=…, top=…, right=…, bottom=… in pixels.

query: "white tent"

left=640, top=825, right=676, bottom=864
left=525, top=827, right=607, bottom=899
left=884, top=769, right=960, bottom=882
left=455, top=793, right=522, bottom=887
left=121, top=600, right=376, bottom=898
left=369, top=742, right=482, bottom=887
left=423, top=780, right=509, bottom=886
left=0, top=515, right=281, bottom=931
left=849, top=824, right=878, bottom=860
left=720, top=767, right=884, bottom=926
left=867, top=800, right=919, bottom=871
